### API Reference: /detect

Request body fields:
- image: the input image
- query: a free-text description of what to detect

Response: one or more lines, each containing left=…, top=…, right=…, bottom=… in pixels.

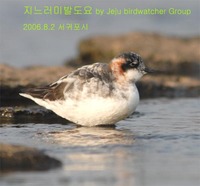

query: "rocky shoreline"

left=0, top=32, right=199, bottom=172
left=0, top=143, right=62, bottom=172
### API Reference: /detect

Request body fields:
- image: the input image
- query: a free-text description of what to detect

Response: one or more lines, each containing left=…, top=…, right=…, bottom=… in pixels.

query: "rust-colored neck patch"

left=110, top=58, right=126, bottom=82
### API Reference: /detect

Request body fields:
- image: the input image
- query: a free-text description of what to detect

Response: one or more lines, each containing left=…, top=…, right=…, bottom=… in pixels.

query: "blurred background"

left=0, top=0, right=199, bottom=67
left=1, top=1, right=200, bottom=186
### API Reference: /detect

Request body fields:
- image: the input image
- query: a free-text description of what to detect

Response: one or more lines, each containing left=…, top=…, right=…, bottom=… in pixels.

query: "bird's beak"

left=144, top=67, right=155, bottom=73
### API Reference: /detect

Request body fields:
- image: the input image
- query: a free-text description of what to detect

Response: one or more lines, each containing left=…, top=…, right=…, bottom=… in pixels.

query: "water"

left=0, top=0, right=199, bottom=67
left=0, top=98, right=200, bottom=186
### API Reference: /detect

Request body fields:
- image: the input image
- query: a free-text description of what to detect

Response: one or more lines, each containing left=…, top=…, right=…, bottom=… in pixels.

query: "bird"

left=20, top=52, right=153, bottom=127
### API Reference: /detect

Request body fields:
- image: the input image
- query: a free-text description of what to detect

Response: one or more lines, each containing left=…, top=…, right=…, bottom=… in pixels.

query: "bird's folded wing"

left=20, top=63, right=113, bottom=101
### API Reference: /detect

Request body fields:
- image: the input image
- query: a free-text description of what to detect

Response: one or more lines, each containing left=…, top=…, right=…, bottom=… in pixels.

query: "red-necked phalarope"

left=20, top=52, right=153, bottom=126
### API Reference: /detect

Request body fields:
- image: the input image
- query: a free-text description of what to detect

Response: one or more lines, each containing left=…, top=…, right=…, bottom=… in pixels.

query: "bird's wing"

left=21, top=63, right=114, bottom=101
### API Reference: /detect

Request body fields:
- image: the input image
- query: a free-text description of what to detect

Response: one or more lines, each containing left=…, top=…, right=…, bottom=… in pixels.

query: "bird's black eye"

left=121, top=59, right=139, bottom=72
left=129, top=60, right=139, bottom=68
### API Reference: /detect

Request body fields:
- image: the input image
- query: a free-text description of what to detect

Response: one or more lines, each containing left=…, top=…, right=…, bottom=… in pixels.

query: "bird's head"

left=110, top=52, right=153, bottom=83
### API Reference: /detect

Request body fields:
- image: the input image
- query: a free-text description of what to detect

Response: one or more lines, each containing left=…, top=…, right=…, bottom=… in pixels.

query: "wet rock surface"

left=0, top=106, right=68, bottom=124
left=0, top=143, right=62, bottom=172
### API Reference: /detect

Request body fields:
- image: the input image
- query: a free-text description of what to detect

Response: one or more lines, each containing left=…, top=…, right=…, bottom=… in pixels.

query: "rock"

left=0, top=65, right=74, bottom=106
left=68, top=32, right=200, bottom=78
left=0, top=143, right=62, bottom=172
left=0, top=64, right=74, bottom=88
left=66, top=32, right=200, bottom=98
left=138, top=75, right=200, bottom=98
left=0, top=106, right=68, bottom=124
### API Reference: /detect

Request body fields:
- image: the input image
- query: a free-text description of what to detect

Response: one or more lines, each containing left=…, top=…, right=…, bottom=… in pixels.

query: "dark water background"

left=0, top=98, right=200, bottom=186
left=0, top=0, right=199, bottom=67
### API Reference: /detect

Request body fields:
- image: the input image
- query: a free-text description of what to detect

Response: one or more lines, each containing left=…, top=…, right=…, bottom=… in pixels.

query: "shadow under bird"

left=20, top=52, right=153, bottom=126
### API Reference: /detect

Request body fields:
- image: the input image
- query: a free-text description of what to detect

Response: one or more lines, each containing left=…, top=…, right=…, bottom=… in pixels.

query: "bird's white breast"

left=50, top=84, right=139, bottom=126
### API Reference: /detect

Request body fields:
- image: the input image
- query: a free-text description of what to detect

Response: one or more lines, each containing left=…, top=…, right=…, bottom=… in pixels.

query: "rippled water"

left=0, top=98, right=200, bottom=186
